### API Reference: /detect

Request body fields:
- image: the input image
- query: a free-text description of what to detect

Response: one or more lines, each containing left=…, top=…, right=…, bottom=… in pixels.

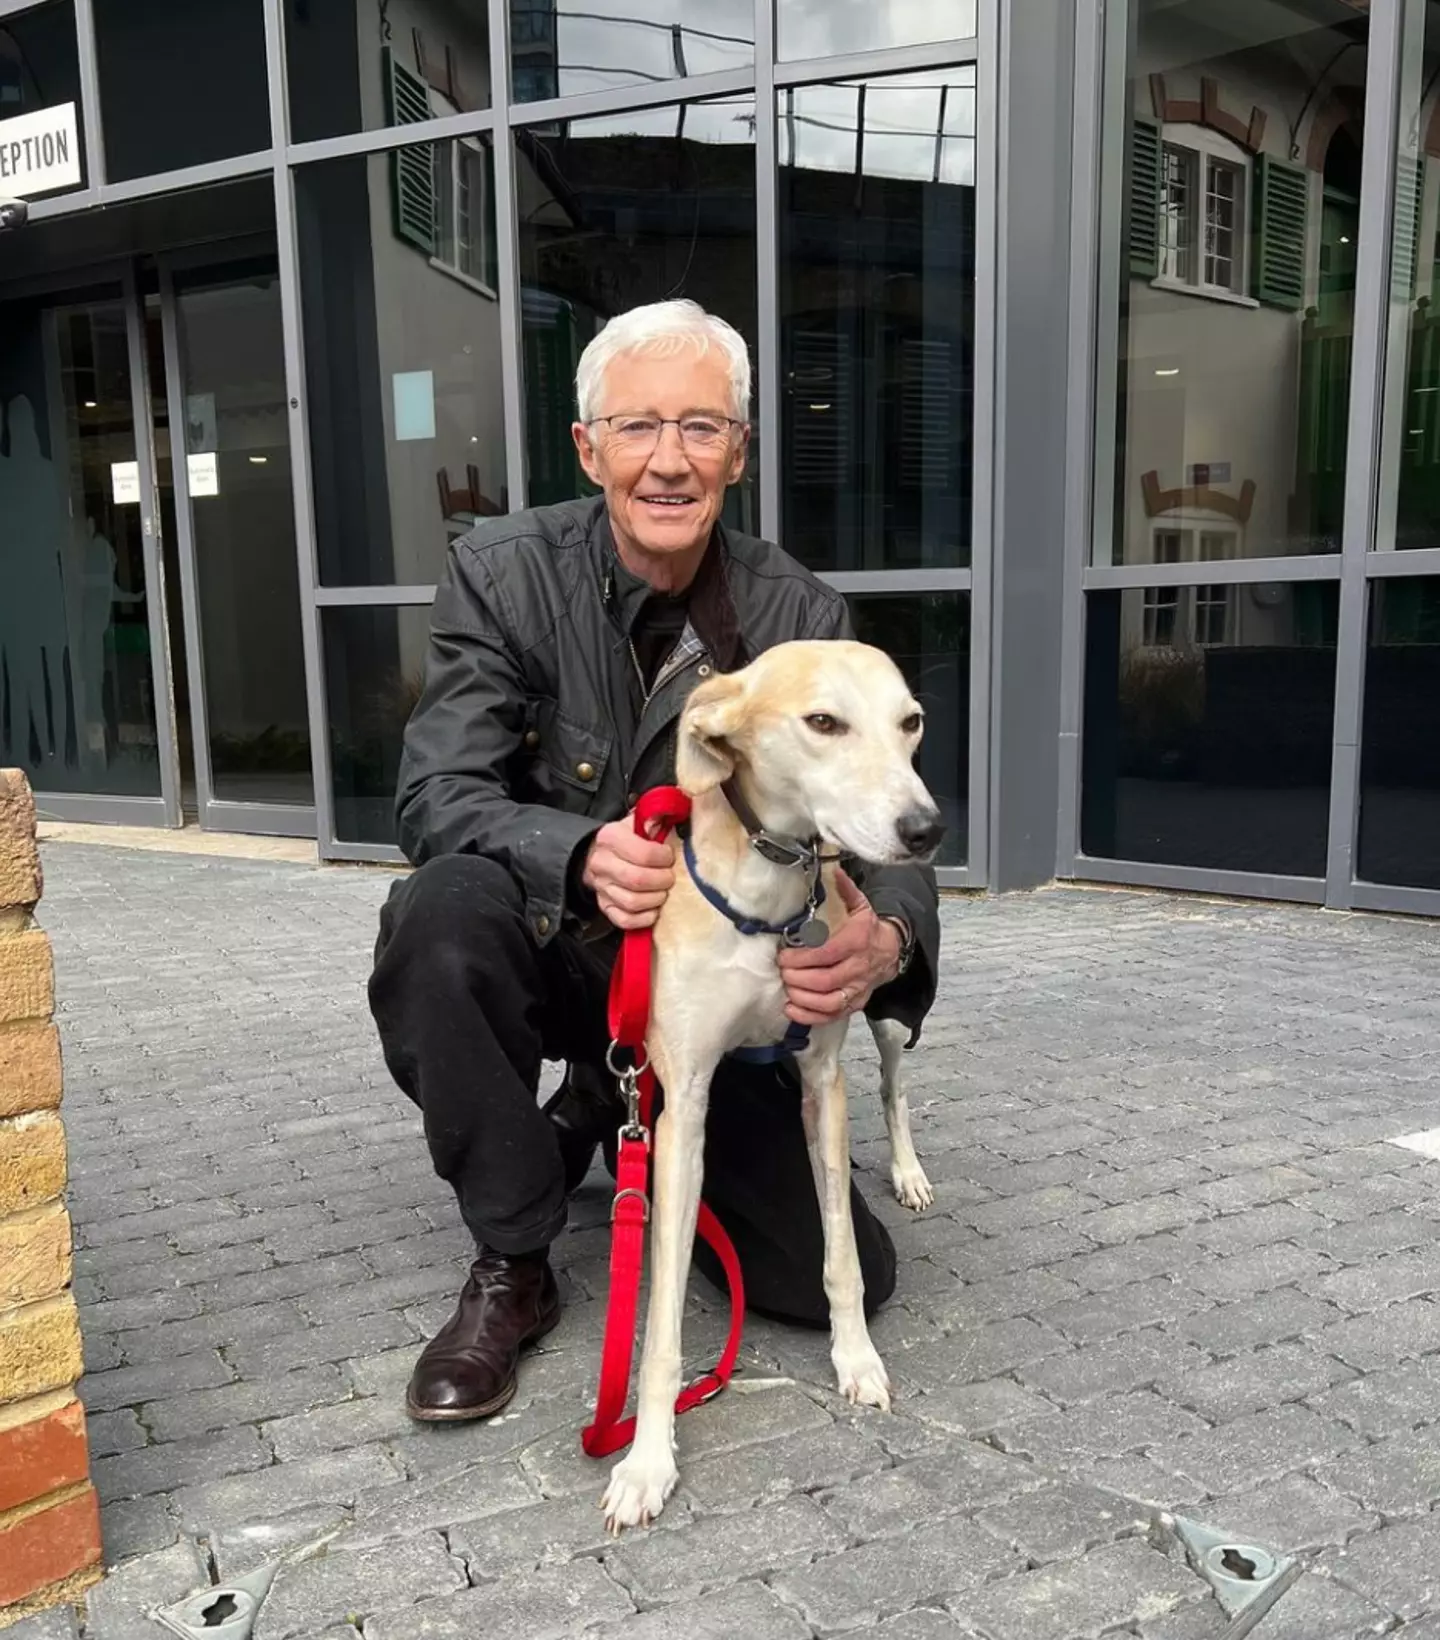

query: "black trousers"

left=368, top=853, right=896, bottom=1328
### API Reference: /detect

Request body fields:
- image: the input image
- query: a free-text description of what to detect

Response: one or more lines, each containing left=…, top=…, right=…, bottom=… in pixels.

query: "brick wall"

left=0, top=771, right=102, bottom=1623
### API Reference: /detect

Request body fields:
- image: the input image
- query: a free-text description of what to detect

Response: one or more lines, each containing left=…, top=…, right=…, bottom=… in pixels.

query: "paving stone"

left=770, top=1516, right=1024, bottom=1631
left=171, top=1445, right=405, bottom=1534
left=1148, top=1404, right=1362, bottom=1498
left=0, top=1608, right=82, bottom=1640
left=1174, top=1289, right=1347, bottom=1356
left=820, top=1443, right=1040, bottom=1540
left=1048, top=1234, right=1195, bottom=1294
left=262, top=1392, right=416, bottom=1460
left=894, top=1317, right=1070, bottom=1390
left=1315, top=1428, right=1440, bottom=1517
left=1308, top=1246, right=1440, bottom=1315
left=254, top=1533, right=466, bottom=1640
left=1308, top=1359, right=1440, bottom=1439
left=607, top=1494, right=847, bottom=1603
left=97, top=1495, right=181, bottom=1564
left=346, top=1459, right=539, bottom=1543
left=83, top=1540, right=210, bottom=1640
left=1158, top=1342, right=1357, bottom=1423
left=87, top=1407, right=150, bottom=1459
left=909, top=1377, right=1059, bottom=1437
left=680, top=1421, right=891, bottom=1509
left=1204, top=1472, right=1377, bottom=1554
left=143, top=1365, right=351, bottom=1442
left=81, top=1349, right=235, bottom=1414
left=976, top=1482, right=1148, bottom=1564
left=1323, top=1515, right=1440, bottom=1621
left=210, top=1504, right=352, bottom=1580
left=1298, top=1209, right=1438, bottom=1266
left=1190, top=1204, right=1332, bottom=1256
left=1319, top=1298, right=1440, bottom=1371
left=362, top=1561, right=633, bottom=1640
left=999, top=1391, right=1210, bottom=1469
left=583, top=1579, right=812, bottom=1640
left=223, top=1310, right=419, bottom=1376
left=1182, top=1244, right=1338, bottom=1303
left=1068, top=1195, right=1210, bottom=1247
left=1182, top=1164, right=1322, bottom=1213
left=1018, top=1331, right=1212, bottom=1406
left=955, top=1537, right=1201, bottom=1640
left=867, top=1613, right=986, bottom=1640
left=1035, top=1277, right=1208, bottom=1343
left=93, top=1424, right=272, bottom=1502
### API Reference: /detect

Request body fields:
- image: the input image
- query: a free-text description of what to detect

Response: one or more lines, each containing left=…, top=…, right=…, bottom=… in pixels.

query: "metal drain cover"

left=1152, top=1512, right=1304, bottom=1638
left=153, top=1563, right=277, bottom=1640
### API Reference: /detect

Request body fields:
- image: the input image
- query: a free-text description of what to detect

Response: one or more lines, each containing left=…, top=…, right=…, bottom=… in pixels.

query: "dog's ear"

left=676, top=672, right=747, bottom=794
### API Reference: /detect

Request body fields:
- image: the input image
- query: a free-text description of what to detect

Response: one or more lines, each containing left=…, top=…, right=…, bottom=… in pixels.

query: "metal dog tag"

left=786, top=917, right=829, bottom=949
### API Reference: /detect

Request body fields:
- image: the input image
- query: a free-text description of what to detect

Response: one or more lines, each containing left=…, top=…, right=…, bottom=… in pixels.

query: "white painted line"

left=1387, top=1128, right=1440, bottom=1160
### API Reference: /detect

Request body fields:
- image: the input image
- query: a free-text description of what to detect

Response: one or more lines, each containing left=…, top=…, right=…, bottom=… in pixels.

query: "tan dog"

left=601, top=639, right=944, bottom=1532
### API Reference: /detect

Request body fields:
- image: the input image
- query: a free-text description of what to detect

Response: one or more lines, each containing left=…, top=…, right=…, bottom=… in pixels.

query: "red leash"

left=581, top=787, right=747, bottom=1458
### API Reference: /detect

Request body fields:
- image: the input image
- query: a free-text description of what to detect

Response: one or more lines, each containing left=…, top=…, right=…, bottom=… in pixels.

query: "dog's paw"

left=891, top=1160, right=934, bottom=1212
left=601, top=1451, right=678, bottom=1534
left=834, top=1345, right=891, bottom=1411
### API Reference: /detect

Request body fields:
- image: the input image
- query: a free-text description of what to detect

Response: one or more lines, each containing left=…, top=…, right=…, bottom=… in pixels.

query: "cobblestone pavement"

left=15, top=842, right=1440, bottom=1639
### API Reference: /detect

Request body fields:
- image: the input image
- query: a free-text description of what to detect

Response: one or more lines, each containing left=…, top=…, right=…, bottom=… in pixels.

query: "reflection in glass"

left=1103, top=0, right=1368, bottom=565
left=93, top=0, right=269, bottom=183
left=778, top=0, right=976, bottom=64
left=286, top=0, right=491, bottom=146
left=295, top=143, right=508, bottom=585
left=325, top=604, right=431, bottom=845
left=1081, top=583, right=1338, bottom=877
left=0, top=2, right=88, bottom=198
left=509, top=0, right=752, bottom=104
left=848, top=593, right=968, bottom=867
left=0, top=293, right=160, bottom=796
left=517, top=98, right=758, bottom=530
left=171, top=269, right=313, bottom=808
left=1357, top=579, right=1440, bottom=889
left=780, top=68, right=975, bottom=573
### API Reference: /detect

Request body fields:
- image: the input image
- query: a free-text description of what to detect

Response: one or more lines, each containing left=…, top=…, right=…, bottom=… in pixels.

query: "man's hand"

left=583, top=817, right=677, bottom=930
left=778, top=868, right=902, bottom=1026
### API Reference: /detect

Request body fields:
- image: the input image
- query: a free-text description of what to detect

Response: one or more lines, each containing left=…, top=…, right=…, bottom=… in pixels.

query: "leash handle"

left=584, top=785, right=746, bottom=1460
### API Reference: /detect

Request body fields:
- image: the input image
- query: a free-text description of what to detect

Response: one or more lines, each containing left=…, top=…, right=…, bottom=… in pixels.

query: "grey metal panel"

left=507, top=67, right=756, bottom=129
left=204, top=801, right=318, bottom=840
left=1349, top=880, right=1440, bottom=919
left=326, top=839, right=410, bottom=867
left=72, top=0, right=105, bottom=189
left=774, top=38, right=979, bottom=88
left=986, top=0, right=1074, bottom=891
left=97, top=151, right=275, bottom=206
left=1085, top=0, right=1128, bottom=571
left=1324, top=0, right=1413, bottom=912
left=754, top=0, right=780, bottom=543
left=1055, top=0, right=1104, bottom=878
left=21, top=188, right=100, bottom=222
left=1085, top=555, right=1343, bottom=590
left=122, top=263, right=184, bottom=829
left=288, top=109, right=496, bottom=168
left=1367, top=546, right=1440, bottom=578
left=314, top=584, right=440, bottom=606
left=29, top=793, right=171, bottom=826
left=264, top=0, right=339, bottom=859
left=0, top=256, right=128, bottom=303
left=156, top=263, right=217, bottom=822
left=820, top=569, right=972, bottom=594
left=488, top=0, right=529, bottom=517
left=935, top=866, right=978, bottom=890
left=1067, top=856, right=1326, bottom=906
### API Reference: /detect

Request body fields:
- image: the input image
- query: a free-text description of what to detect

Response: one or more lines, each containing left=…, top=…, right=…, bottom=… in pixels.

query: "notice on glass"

left=188, top=452, right=219, bottom=497
left=393, top=370, right=436, bottom=441
left=111, top=461, right=140, bottom=505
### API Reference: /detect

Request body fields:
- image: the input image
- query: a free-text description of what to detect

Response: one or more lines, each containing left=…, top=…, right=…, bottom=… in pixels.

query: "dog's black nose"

left=897, top=807, right=945, bottom=859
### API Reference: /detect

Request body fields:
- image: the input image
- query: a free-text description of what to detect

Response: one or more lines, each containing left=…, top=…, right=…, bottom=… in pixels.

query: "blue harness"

left=681, top=832, right=822, bottom=1065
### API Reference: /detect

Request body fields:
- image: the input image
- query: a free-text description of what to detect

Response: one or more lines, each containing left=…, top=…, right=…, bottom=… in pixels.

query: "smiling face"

left=572, top=347, right=749, bottom=590
left=676, top=640, right=946, bottom=865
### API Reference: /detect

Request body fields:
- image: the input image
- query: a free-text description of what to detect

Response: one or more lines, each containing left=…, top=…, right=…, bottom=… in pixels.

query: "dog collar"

left=720, top=777, right=834, bottom=870
left=681, top=833, right=826, bottom=943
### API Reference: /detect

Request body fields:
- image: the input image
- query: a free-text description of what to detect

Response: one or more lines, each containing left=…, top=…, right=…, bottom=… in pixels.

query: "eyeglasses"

left=587, top=414, right=745, bottom=453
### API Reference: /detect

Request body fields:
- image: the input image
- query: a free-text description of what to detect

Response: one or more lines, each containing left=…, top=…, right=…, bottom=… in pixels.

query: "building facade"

left=1, top=0, right=1435, bottom=917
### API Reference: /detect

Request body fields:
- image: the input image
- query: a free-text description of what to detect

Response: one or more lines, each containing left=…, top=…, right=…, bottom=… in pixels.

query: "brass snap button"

left=697, top=664, right=712, bottom=678
left=523, top=729, right=540, bottom=749
left=575, top=761, right=596, bottom=782
left=536, top=914, right=551, bottom=936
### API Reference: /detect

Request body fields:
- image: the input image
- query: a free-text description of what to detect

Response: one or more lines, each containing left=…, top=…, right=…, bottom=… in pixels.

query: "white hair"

left=575, top=299, right=751, bottom=424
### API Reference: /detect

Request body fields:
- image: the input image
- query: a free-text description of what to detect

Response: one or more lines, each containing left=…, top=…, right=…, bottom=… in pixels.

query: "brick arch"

left=1306, top=89, right=1363, bottom=173
left=1148, top=73, right=1267, bottom=155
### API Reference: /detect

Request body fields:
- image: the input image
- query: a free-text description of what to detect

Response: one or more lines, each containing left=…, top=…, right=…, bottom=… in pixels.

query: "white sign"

left=0, top=103, right=81, bottom=199
left=110, top=461, right=140, bottom=505
left=187, top=452, right=219, bottom=498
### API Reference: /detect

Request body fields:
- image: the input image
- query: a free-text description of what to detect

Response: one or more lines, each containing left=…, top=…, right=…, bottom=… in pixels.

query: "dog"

left=600, top=638, right=944, bottom=1532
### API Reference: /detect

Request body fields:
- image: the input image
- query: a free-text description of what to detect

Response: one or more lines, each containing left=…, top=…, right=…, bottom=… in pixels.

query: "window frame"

left=427, top=86, right=498, bottom=301
left=1153, top=124, right=1254, bottom=304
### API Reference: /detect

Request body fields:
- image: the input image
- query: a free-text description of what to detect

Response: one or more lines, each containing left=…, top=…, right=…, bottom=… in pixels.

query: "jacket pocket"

left=530, top=702, right=612, bottom=812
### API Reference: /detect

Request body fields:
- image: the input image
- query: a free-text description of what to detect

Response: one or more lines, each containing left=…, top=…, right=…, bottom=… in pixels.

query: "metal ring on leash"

left=605, top=1038, right=648, bottom=1079
left=610, top=1186, right=650, bottom=1223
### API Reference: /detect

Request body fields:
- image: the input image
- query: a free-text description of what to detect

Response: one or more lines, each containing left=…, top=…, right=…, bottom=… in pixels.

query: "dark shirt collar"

left=596, top=510, right=745, bottom=673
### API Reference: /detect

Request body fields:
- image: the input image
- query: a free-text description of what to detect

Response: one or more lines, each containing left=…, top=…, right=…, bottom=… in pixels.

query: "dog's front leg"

left=601, top=1051, right=711, bottom=1534
left=799, top=1041, right=892, bottom=1411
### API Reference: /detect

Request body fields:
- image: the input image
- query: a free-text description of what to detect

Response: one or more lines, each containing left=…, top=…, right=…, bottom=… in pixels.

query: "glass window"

left=324, top=604, right=430, bottom=845
left=1357, top=579, right=1440, bottom=890
left=509, top=1, right=753, bottom=105
left=777, top=0, right=976, bottom=64
left=1081, top=582, right=1338, bottom=878
left=0, top=2, right=88, bottom=199
left=295, top=142, right=508, bottom=586
left=1102, top=0, right=1368, bottom=565
left=0, top=289, right=161, bottom=797
left=847, top=591, right=968, bottom=867
left=517, top=97, right=758, bottom=530
left=286, top=1, right=491, bottom=147
left=93, top=0, right=270, bottom=182
left=780, top=67, right=975, bottom=573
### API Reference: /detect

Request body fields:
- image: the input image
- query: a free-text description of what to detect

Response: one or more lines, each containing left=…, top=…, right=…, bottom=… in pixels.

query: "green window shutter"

left=384, top=46, right=437, bottom=256
left=1393, top=153, right=1422, bottom=301
left=1128, top=116, right=1162, bottom=280
left=1251, top=153, right=1308, bottom=310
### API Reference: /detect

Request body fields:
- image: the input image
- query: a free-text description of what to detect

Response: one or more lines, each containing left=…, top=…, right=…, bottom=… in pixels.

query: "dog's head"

left=676, top=640, right=944, bottom=865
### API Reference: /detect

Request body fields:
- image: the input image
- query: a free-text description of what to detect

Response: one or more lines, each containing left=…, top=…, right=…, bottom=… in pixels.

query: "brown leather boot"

left=405, top=1248, right=561, bottom=1422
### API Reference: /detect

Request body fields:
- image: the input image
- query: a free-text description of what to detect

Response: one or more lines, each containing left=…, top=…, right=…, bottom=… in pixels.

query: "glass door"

left=0, top=277, right=179, bottom=823
left=153, top=256, right=316, bottom=834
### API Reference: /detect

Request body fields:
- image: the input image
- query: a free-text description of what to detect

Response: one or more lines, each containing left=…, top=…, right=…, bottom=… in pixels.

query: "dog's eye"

left=804, top=713, right=845, bottom=735
left=901, top=713, right=923, bottom=734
